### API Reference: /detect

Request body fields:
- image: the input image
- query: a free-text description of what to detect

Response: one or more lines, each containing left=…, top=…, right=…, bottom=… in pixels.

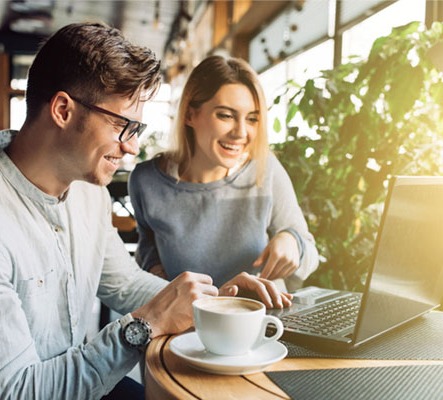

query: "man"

left=0, top=23, right=292, bottom=399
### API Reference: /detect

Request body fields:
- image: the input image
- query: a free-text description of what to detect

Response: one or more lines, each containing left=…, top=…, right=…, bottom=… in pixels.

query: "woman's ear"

left=50, top=91, right=72, bottom=129
left=185, top=106, right=195, bottom=126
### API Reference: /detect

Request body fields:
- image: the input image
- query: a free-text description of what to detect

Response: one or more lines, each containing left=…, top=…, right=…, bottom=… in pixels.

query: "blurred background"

left=1, top=1, right=436, bottom=146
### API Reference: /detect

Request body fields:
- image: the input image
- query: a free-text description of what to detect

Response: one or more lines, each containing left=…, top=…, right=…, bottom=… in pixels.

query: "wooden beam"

left=232, top=0, right=252, bottom=25
left=231, top=0, right=291, bottom=38
left=213, top=1, right=230, bottom=48
left=218, top=0, right=291, bottom=60
left=0, top=53, right=10, bottom=130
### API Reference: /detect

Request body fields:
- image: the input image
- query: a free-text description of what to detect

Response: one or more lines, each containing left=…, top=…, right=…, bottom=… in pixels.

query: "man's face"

left=67, top=94, right=142, bottom=186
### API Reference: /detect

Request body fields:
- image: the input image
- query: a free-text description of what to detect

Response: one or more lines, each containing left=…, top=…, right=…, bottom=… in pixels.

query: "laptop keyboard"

left=282, top=294, right=361, bottom=336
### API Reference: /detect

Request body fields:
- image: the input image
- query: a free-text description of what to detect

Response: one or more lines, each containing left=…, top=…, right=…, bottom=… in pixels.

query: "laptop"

left=268, top=175, right=443, bottom=351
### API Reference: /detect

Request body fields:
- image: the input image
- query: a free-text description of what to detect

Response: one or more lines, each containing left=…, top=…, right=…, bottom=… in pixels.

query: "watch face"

left=125, top=320, right=151, bottom=347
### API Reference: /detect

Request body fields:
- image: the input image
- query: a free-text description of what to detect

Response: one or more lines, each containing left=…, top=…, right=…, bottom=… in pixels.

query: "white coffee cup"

left=192, top=296, right=284, bottom=356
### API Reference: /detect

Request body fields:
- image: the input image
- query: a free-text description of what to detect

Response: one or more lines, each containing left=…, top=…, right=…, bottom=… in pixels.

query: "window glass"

left=250, top=0, right=329, bottom=73
left=10, top=96, right=26, bottom=130
left=287, top=40, right=334, bottom=85
left=286, top=40, right=334, bottom=139
left=260, top=40, right=333, bottom=143
left=340, top=0, right=388, bottom=26
left=11, top=54, right=34, bottom=90
left=342, top=0, right=426, bottom=61
left=142, top=83, right=171, bottom=134
left=122, top=83, right=172, bottom=170
left=260, top=62, right=287, bottom=143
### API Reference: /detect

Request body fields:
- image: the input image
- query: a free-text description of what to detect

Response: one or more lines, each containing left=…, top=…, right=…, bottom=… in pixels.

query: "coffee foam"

left=197, top=298, right=261, bottom=313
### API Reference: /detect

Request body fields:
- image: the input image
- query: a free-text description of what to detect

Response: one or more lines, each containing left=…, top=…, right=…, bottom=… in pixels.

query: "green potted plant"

left=271, top=21, right=443, bottom=291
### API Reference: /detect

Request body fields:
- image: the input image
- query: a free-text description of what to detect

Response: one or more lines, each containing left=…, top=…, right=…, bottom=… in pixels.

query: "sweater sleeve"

left=128, top=163, right=162, bottom=271
left=267, top=154, right=319, bottom=283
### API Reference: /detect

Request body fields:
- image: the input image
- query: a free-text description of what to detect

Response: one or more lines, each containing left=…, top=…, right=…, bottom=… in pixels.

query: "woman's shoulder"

left=130, top=155, right=163, bottom=189
left=135, top=153, right=161, bottom=168
left=261, top=151, right=293, bottom=189
left=265, top=151, right=286, bottom=173
left=130, top=153, right=184, bottom=191
left=132, top=153, right=165, bottom=175
left=266, top=151, right=278, bottom=163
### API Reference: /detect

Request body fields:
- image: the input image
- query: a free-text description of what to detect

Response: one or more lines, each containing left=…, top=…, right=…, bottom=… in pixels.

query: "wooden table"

left=144, top=335, right=443, bottom=400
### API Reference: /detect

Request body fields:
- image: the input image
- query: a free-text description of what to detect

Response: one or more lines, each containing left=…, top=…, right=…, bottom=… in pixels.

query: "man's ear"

left=50, top=91, right=73, bottom=129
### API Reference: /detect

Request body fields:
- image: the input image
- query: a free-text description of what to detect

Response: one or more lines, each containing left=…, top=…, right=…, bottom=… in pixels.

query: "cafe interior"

left=1, top=0, right=443, bottom=399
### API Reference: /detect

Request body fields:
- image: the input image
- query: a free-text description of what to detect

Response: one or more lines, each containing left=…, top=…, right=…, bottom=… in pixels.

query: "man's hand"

left=253, top=231, right=300, bottom=280
left=219, top=272, right=293, bottom=309
left=132, top=271, right=218, bottom=338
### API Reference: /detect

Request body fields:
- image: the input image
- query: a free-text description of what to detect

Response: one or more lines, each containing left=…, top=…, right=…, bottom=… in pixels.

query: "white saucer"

left=169, top=332, right=287, bottom=375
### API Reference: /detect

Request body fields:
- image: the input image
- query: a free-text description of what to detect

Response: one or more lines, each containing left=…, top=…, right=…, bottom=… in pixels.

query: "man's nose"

left=120, top=134, right=139, bottom=156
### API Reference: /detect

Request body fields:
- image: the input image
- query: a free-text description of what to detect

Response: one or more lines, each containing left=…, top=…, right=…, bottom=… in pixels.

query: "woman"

left=129, top=55, right=319, bottom=295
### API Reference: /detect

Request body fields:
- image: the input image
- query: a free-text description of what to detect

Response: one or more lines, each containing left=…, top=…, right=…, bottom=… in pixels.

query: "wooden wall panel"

left=0, top=53, right=9, bottom=130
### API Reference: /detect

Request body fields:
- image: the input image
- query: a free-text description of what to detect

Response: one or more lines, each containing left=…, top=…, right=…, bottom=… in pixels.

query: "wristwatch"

left=119, top=313, right=153, bottom=350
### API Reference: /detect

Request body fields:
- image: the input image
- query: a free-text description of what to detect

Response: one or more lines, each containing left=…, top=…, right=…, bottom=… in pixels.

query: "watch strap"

left=119, top=313, right=152, bottom=350
left=119, top=313, right=135, bottom=329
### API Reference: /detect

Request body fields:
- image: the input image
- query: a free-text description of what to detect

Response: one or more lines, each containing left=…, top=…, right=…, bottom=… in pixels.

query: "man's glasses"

left=69, top=95, right=147, bottom=143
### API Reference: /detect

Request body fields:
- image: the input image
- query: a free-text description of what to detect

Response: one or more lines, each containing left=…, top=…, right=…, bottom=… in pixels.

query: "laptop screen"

left=354, top=176, right=443, bottom=345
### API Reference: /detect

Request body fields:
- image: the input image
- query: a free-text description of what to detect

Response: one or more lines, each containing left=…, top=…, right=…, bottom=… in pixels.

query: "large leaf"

left=386, top=65, right=424, bottom=120
left=270, top=22, right=443, bottom=291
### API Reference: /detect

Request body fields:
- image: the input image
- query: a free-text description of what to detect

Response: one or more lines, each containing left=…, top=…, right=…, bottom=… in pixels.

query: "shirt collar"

left=0, top=129, right=16, bottom=150
left=0, top=129, right=68, bottom=205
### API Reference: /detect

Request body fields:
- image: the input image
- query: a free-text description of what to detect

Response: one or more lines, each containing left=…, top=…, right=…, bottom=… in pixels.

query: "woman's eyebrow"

left=214, top=105, right=259, bottom=114
left=214, top=105, right=236, bottom=112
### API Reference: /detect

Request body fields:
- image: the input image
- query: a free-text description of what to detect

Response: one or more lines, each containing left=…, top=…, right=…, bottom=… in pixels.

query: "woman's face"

left=185, top=83, right=259, bottom=182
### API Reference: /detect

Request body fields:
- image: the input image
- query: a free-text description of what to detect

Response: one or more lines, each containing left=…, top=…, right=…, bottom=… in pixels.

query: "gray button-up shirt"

left=0, top=130, right=168, bottom=399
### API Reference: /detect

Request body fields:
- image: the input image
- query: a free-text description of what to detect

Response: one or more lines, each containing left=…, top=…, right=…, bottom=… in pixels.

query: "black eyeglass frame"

left=69, top=95, right=147, bottom=143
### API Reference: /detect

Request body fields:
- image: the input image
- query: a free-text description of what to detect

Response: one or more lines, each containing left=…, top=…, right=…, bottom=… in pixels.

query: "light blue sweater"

left=129, top=153, right=319, bottom=287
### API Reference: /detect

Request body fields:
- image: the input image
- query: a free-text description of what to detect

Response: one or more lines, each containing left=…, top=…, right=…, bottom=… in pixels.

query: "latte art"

left=198, top=298, right=261, bottom=313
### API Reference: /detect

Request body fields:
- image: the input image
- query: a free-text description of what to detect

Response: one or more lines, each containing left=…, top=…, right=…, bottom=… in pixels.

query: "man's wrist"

left=119, top=313, right=153, bottom=351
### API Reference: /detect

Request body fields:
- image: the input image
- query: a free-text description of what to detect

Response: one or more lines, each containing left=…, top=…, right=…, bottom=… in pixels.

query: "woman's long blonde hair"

left=169, top=55, right=269, bottom=185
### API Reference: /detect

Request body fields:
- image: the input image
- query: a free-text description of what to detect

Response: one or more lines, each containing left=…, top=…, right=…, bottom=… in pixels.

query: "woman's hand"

left=148, top=264, right=168, bottom=279
left=219, top=272, right=293, bottom=309
left=253, top=231, right=300, bottom=281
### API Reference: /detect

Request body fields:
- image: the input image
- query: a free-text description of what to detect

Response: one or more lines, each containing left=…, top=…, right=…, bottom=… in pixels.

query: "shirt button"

left=37, top=279, right=44, bottom=287
left=54, top=225, right=62, bottom=232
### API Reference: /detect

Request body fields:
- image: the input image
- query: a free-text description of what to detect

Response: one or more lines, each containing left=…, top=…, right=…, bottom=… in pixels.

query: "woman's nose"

left=233, top=119, right=248, bottom=138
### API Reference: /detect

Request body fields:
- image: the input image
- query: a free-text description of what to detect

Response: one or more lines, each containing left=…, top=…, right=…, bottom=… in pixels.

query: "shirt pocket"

left=15, top=268, right=69, bottom=360
left=16, top=267, right=59, bottom=299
